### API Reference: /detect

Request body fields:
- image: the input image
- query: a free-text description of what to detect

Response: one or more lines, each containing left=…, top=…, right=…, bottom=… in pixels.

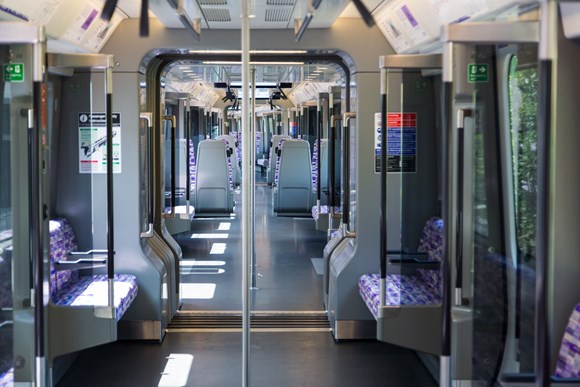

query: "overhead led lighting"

left=203, top=61, right=305, bottom=65
left=189, top=50, right=308, bottom=54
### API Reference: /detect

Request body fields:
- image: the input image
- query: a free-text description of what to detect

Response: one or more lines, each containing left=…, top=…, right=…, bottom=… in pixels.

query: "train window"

left=508, top=53, right=538, bottom=371
left=508, top=55, right=538, bottom=262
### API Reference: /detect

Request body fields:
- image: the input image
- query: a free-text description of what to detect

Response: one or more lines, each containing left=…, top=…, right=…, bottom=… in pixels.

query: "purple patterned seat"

left=53, top=274, right=138, bottom=320
left=311, top=205, right=341, bottom=220
left=0, top=367, right=12, bottom=387
left=49, top=218, right=138, bottom=321
left=189, top=140, right=196, bottom=190
left=555, top=303, right=580, bottom=378
left=358, top=273, right=441, bottom=319
left=0, top=319, right=12, bottom=387
left=273, top=139, right=287, bottom=187
left=358, top=217, right=444, bottom=319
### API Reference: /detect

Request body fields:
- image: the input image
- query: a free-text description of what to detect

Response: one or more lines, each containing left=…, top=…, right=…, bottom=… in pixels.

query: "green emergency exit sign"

left=468, top=63, right=488, bottom=83
left=3, top=63, right=24, bottom=82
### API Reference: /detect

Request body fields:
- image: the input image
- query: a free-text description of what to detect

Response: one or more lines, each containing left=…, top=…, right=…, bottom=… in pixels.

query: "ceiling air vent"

left=266, top=0, right=295, bottom=5
left=265, top=8, right=292, bottom=22
left=204, top=8, right=232, bottom=22
left=198, top=0, right=227, bottom=4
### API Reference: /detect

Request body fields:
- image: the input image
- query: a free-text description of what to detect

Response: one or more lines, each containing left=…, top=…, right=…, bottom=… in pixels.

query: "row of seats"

left=49, top=218, right=138, bottom=319
left=357, top=217, right=580, bottom=379
left=358, top=217, right=443, bottom=317
left=0, top=219, right=139, bottom=386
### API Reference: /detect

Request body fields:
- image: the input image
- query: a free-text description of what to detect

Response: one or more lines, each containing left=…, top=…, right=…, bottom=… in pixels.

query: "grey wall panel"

left=400, top=72, right=439, bottom=251
left=55, top=73, right=96, bottom=250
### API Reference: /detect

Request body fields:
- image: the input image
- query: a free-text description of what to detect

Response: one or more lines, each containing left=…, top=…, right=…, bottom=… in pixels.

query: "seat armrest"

left=387, top=253, right=440, bottom=270
left=55, top=258, right=107, bottom=271
left=70, top=249, right=113, bottom=256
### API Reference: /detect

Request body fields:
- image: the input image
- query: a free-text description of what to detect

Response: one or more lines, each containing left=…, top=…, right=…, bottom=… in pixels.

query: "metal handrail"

left=342, top=112, right=355, bottom=232
left=379, top=68, right=387, bottom=317
left=455, top=109, right=472, bottom=306
left=329, top=115, right=342, bottom=227
left=162, top=115, right=177, bottom=218
left=140, top=113, right=154, bottom=238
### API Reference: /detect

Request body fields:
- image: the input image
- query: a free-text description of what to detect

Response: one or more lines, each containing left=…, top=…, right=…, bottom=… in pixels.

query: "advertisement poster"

left=78, top=112, right=121, bottom=174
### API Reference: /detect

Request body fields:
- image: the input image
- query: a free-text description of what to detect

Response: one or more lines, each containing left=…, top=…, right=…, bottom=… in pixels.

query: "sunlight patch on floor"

left=180, top=283, right=216, bottom=299
left=158, top=354, right=194, bottom=387
left=210, top=242, right=227, bottom=254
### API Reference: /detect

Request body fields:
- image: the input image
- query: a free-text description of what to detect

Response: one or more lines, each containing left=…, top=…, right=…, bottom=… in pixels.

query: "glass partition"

left=384, top=67, right=442, bottom=311
left=448, top=40, right=539, bottom=384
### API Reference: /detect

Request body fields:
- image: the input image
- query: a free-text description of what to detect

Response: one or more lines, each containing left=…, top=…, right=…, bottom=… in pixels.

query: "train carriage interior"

left=1, top=0, right=580, bottom=386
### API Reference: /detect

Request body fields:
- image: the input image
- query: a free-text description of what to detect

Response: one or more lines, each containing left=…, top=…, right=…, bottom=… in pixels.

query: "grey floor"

left=57, top=331, right=436, bottom=387
left=175, top=175, right=327, bottom=312
left=56, top=172, right=437, bottom=387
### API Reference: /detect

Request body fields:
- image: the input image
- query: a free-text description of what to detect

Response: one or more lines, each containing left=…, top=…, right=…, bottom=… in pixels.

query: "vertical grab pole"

left=105, top=61, right=115, bottom=315
left=251, top=68, right=257, bottom=290
left=455, top=109, right=471, bottom=306
left=328, top=116, right=337, bottom=231
left=379, top=67, right=387, bottom=318
left=536, top=2, right=556, bottom=386
left=440, top=40, right=454, bottom=387
left=186, top=99, right=191, bottom=212
left=328, top=91, right=335, bottom=230
left=342, top=113, right=355, bottom=231
left=32, top=28, right=47, bottom=386
left=316, top=98, right=321, bottom=212
left=241, top=0, right=252, bottom=383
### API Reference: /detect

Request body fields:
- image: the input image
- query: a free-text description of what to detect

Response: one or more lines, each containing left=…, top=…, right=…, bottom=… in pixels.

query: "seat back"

left=417, top=217, right=444, bottom=261
left=189, top=139, right=196, bottom=190
left=217, top=135, right=241, bottom=186
left=194, top=139, right=233, bottom=213
left=311, top=139, right=328, bottom=204
left=276, top=139, right=313, bottom=213
left=556, top=303, right=580, bottom=378
left=49, top=218, right=79, bottom=301
left=267, top=135, right=290, bottom=184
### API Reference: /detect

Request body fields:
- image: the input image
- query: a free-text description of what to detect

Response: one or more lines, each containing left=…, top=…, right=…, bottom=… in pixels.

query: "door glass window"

left=508, top=53, right=538, bottom=372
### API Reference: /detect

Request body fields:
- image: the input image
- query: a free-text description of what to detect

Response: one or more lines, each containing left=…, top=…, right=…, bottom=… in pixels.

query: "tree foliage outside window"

left=509, top=56, right=538, bottom=258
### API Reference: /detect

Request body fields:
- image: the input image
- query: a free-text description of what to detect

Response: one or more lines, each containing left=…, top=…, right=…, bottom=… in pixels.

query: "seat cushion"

left=53, top=274, right=138, bottom=321
left=555, top=303, right=580, bottom=378
left=0, top=368, right=12, bottom=387
left=358, top=273, right=441, bottom=319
